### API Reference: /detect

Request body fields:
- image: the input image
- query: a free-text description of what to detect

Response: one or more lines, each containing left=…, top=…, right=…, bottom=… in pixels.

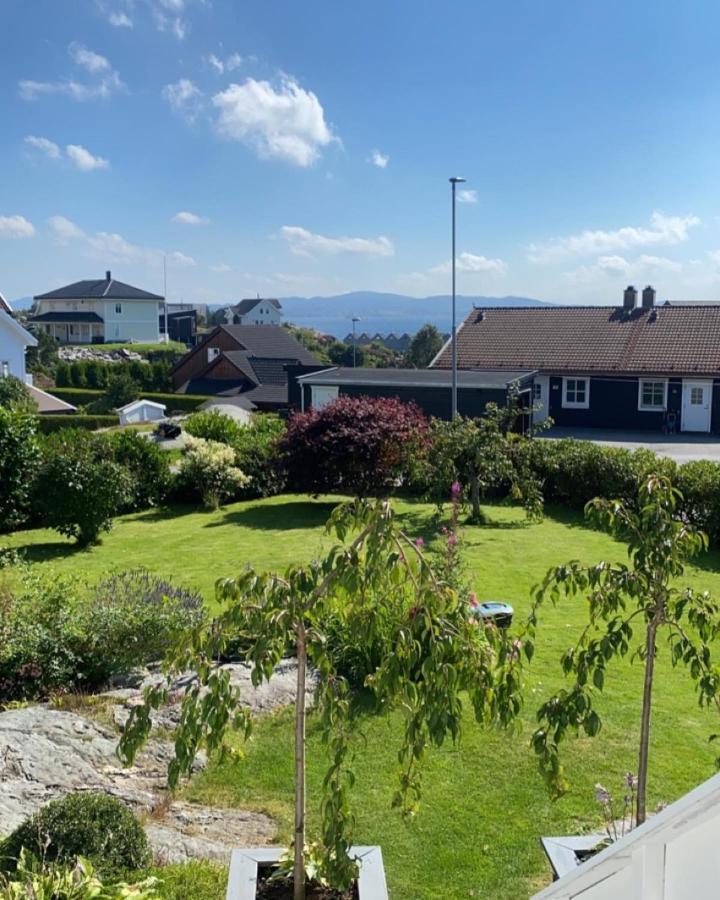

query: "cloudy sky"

left=3, top=0, right=720, bottom=304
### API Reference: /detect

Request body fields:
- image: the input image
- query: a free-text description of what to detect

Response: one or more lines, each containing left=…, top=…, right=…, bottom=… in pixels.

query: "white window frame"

left=638, top=378, right=668, bottom=412
left=115, top=302, right=123, bottom=315
left=562, top=376, right=590, bottom=409
left=207, top=346, right=220, bottom=363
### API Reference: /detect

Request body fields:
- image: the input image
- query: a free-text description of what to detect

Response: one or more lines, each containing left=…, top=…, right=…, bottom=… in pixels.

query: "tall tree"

left=405, top=323, right=444, bottom=368
left=529, top=475, right=720, bottom=824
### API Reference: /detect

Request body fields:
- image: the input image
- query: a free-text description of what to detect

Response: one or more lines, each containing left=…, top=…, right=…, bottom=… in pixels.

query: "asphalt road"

left=541, top=427, right=720, bottom=463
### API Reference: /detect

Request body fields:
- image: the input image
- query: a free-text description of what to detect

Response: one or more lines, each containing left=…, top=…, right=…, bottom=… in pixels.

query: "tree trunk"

left=470, top=472, right=482, bottom=523
left=294, top=621, right=307, bottom=900
left=636, top=609, right=661, bottom=825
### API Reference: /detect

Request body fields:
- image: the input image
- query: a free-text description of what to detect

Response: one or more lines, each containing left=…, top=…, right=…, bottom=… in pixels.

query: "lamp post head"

left=449, top=176, right=466, bottom=185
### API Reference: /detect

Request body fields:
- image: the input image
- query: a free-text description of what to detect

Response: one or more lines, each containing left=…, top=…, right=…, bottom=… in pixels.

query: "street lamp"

left=351, top=316, right=361, bottom=367
left=449, top=177, right=466, bottom=418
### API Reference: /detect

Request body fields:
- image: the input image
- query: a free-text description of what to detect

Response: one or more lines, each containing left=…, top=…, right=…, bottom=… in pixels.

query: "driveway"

left=541, top=427, right=720, bottom=463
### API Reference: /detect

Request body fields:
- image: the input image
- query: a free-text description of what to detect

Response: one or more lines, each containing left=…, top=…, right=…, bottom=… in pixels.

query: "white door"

left=311, top=385, right=339, bottom=409
left=681, top=380, right=712, bottom=432
left=533, top=376, right=550, bottom=422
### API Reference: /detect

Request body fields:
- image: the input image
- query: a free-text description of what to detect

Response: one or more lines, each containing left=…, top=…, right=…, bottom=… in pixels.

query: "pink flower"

left=451, top=481, right=461, bottom=496
left=415, top=537, right=425, bottom=548
left=448, top=533, right=458, bottom=547
left=468, top=591, right=479, bottom=606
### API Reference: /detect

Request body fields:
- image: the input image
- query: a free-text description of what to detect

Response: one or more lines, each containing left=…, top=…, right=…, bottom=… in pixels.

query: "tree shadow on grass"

left=9, top=540, right=92, bottom=564
left=207, top=499, right=340, bottom=531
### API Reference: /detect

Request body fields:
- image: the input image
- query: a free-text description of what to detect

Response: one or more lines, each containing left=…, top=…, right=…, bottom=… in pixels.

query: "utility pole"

left=351, top=316, right=360, bottom=367
left=449, top=176, right=466, bottom=418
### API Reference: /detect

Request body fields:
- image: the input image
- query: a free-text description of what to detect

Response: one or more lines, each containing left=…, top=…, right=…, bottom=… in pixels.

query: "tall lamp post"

left=351, top=316, right=360, bottom=367
left=449, top=176, right=465, bottom=418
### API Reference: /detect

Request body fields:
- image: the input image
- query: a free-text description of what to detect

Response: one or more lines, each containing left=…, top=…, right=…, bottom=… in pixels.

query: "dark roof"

left=35, top=274, right=163, bottom=302
left=248, top=357, right=299, bottom=385
left=28, top=311, right=104, bottom=323
left=213, top=351, right=259, bottom=383
left=179, top=378, right=247, bottom=396
left=431, top=305, right=720, bottom=376
left=179, top=378, right=287, bottom=406
left=219, top=325, right=318, bottom=363
left=233, top=298, right=281, bottom=316
left=297, top=367, right=534, bottom=389
left=28, top=386, right=77, bottom=414
left=0, top=293, right=11, bottom=314
left=242, top=383, right=288, bottom=405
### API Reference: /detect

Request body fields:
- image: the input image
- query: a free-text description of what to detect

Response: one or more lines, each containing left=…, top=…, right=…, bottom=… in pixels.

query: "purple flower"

left=450, top=481, right=461, bottom=497
left=448, top=533, right=458, bottom=547
left=624, top=772, right=638, bottom=790
left=595, top=783, right=611, bottom=806
left=415, top=537, right=425, bottom=548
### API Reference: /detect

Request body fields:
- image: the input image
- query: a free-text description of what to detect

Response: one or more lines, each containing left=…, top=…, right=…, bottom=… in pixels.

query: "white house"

left=533, top=770, right=720, bottom=900
left=0, top=292, right=37, bottom=384
left=226, top=297, right=282, bottom=326
left=29, top=271, right=164, bottom=344
left=117, top=398, right=167, bottom=425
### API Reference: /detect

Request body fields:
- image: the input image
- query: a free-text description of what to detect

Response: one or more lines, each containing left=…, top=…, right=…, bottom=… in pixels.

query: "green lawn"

left=5, top=496, right=720, bottom=898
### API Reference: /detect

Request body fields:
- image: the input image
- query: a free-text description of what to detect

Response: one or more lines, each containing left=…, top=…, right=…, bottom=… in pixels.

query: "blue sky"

left=3, top=0, right=720, bottom=305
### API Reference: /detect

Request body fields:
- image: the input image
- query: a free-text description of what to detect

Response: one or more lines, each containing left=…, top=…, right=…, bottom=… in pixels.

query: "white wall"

left=0, top=314, right=30, bottom=381
left=241, top=303, right=282, bottom=325
left=103, top=300, right=160, bottom=342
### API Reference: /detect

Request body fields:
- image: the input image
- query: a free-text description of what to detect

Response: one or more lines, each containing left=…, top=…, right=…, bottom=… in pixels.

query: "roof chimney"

left=623, top=285, right=638, bottom=310
left=641, top=285, right=656, bottom=309
left=106, top=270, right=112, bottom=282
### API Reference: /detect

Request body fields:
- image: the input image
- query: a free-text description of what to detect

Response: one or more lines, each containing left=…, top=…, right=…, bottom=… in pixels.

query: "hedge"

left=37, top=414, right=119, bottom=433
left=49, top=387, right=212, bottom=412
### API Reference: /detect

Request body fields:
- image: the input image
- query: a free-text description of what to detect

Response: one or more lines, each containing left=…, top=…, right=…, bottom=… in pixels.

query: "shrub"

left=0, top=408, right=40, bottom=532
left=34, top=431, right=131, bottom=544
left=0, top=375, right=38, bottom=414
left=0, top=793, right=151, bottom=877
left=108, top=431, right=171, bottom=510
left=277, top=395, right=429, bottom=497
left=36, top=415, right=119, bottom=433
left=231, top=414, right=286, bottom=499
left=184, top=409, right=242, bottom=444
left=49, top=388, right=211, bottom=414
left=106, top=371, right=140, bottom=409
left=177, top=435, right=249, bottom=509
left=675, top=460, right=720, bottom=545
left=0, top=851, right=161, bottom=900
left=0, top=568, right=203, bottom=702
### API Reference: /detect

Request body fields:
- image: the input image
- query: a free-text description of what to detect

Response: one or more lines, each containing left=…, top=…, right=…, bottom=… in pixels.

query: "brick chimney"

left=641, top=285, right=656, bottom=309
left=623, top=285, right=638, bottom=310
left=106, top=270, right=112, bottom=282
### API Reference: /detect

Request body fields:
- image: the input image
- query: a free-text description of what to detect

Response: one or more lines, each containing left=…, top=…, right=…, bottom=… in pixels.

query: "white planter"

left=225, top=846, right=388, bottom=899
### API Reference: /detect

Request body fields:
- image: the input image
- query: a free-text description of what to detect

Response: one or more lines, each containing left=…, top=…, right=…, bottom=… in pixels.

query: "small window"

left=691, top=386, right=704, bottom=405
left=638, top=379, right=667, bottom=411
left=115, top=303, right=122, bottom=314
left=207, top=346, right=220, bottom=363
left=562, top=377, right=589, bottom=409
left=533, top=383, right=542, bottom=401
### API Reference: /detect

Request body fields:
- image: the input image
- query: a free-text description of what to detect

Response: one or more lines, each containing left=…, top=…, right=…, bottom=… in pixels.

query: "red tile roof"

left=432, top=305, right=720, bottom=376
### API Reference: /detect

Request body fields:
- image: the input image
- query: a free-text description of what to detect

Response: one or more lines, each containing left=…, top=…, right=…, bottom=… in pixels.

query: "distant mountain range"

left=10, top=290, right=553, bottom=338
left=265, top=292, right=552, bottom=337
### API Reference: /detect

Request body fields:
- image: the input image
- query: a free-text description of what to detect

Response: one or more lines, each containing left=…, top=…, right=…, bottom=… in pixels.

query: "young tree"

left=0, top=375, right=38, bottom=414
left=118, top=499, right=523, bottom=900
left=278, top=395, right=429, bottom=497
left=529, top=475, right=720, bottom=824
left=404, top=323, right=444, bottom=368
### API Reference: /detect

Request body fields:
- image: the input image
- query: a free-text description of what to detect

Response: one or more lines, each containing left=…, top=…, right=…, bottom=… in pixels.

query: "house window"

left=207, top=347, right=220, bottom=363
left=638, top=379, right=667, bottom=411
left=562, top=377, right=589, bottom=409
left=533, top=383, right=542, bottom=401
left=691, top=386, right=704, bottom=405
left=115, top=303, right=122, bottom=314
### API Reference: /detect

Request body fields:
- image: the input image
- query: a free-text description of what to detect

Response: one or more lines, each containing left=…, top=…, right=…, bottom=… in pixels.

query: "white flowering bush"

left=178, top=435, right=249, bottom=509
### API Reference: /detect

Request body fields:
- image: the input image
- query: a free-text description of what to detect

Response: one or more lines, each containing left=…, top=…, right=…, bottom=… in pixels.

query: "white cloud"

left=153, top=6, right=187, bottom=40
left=66, top=144, right=110, bottom=171
left=564, top=253, right=683, bottom=284
left=19, top=72, right=123, bottom=101
left=212, top=77, right=335, bottom=167
left=210, top=263, right=232, bottom=273
left=430, top=252, right=507, bottom=275
left=457, top=189, right=478, bottom=204
left=47, top=215, right=195, bottom=267
left=108, top=11, right=133, bottom=27
left=207, top=52, right=243, bottom=74
left=279, top=225, right=393, bottom=258
left=529, top=211, right=700, bottom=263
left=370, top=149, right=388, bottom=169
left=24, top=135, right=61, bottom=159
left=0, top=215, right=35, bottom=239
left=163, top=78, right=203, bottom=122
left=172, top=210, right=209, bottom=225
left=68, top=42, right=110, bottom=73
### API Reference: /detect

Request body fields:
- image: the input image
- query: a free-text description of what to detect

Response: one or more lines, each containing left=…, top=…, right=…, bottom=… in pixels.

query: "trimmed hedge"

left=50, top=387, right=212, bottom=412
left=37, top=414, right=119, bottom=433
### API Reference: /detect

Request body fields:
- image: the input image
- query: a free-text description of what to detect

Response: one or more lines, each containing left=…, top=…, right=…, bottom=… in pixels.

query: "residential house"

left=171, top=324, right=320, bottom=411
left=30, top=271, right=164, bottom=344
left=0, top=293, right=76, bottom=414
left=225, top=297, right=282, bottom=326
left=291, top=366, right=534, bottom=420
left=432, top=286, right=720, bottom=434
left=117, top=398, right=166, bottom=425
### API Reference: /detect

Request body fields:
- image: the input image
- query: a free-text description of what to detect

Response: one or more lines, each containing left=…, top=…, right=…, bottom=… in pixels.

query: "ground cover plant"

left=6, top=495, right=720, bottom=897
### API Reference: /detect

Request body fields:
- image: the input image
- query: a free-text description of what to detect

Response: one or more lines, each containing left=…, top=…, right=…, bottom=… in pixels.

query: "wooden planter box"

left=225, top=846, right=388, bottom=900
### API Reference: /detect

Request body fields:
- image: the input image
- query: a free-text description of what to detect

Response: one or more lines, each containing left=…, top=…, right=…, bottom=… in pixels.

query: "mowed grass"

left=6, top=496, right=720, bottom=898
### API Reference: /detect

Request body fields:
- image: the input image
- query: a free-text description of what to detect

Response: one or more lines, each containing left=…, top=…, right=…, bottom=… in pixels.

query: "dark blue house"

left=432, top=286, right=720, bottom=434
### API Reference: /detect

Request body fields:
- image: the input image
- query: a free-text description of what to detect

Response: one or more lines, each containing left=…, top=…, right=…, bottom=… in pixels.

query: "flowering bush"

left=178, top=435, right=249, bottom=509
left=278, top=395, right=429, bottom=497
